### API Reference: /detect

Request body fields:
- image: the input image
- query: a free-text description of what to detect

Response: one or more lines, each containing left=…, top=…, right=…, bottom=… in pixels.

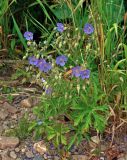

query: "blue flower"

left=36, top=59, right=46, bottom=67
left=24, top=31, right=33, bottom=40
left=28, top=56, right=38, bottom=66
left=37, top=120, right=43, bottom=126
left=72, top=66, right=81, bottom=77
left=57, top=23, right=64, bottom=32
left=56, top=55, right=68, bottom=66
left=45, top=87, right=52, bottom=95
left=83, top=23, right=94, bottom=35
left=39, top=61, right=52, bottom=73
left=80, top=69, right=90, bottom=79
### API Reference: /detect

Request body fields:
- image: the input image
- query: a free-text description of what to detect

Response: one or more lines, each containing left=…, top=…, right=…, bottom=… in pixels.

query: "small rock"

left=26, top=150, right=34, bottom=158
left=33, top=155, right=44, bottom=160
left=0, top=109, right=8, bottom=120
left=2, top=155, right=13, bottom=160
left=100, top=144, right=107, bottom=151
left=91, top=136, right=100, bottom=144
left=118, top=153, right=127, bottom=160
left=1, top=150, right=13, bottom=160
left=10, top=151, right=17, bottom=159
left=72, top=155, right=89, bottom=160
left=0, top=136, right=19, bottom=149
left=15, top=148, right=20, bottom=153
left=54, top=156, right=60, bottom=160
left=21, top=148, right=26, bottom=153
left=3, top=102, right=17, bottom=114
left=33, top=141, right=47, bottom=155
left=20, top=98, right=32, bottom=108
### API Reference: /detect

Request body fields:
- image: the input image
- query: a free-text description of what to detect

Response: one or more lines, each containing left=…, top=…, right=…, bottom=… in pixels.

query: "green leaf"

left=52, top=3, right=71, bottom=20
left=47, top=133, right=56, bottom=140
left=61, top=135, right=67, bottom=145
left=28, top=122, right=37, bottom=131
left=11, top=14, right=27, bottom=49
left=68, top=134, right=77, bottom=150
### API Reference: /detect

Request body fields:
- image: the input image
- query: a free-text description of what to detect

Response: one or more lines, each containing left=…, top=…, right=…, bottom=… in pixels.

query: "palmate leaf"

left=74, top=111, right=85, bottom=126
left=68, top=134, right=77, bottom=150
left=61, top=135, right=67, bottom=145
left=93, top=113, right=107, bottom=132
left=81, top=113, right=92, bottom=132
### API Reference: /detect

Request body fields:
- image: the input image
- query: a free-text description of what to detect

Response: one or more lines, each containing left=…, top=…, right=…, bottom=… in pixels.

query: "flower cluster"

left=28, top=56, right=52, bottom=73
left=72, top=66, right=90, bottom=79
left=56, top=22, right=94, bottom=35
left=24, top=23, right=94, bottom=41
left=28, top=55, right=68, bottom=71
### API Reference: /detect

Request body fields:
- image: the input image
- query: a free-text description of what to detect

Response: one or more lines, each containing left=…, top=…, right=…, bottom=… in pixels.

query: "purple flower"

left=83, top=23, right=94, bottom=35
left=28, top=56, right=38, bottom=66
left=56, top=55, right=68, bottom=66
left=72, top=66, right=81, bottom=77
left=36, top=59, right=46, bottom=67
left=80, top=69, right=90, bottom=79
left=45, top=87, right=52, bottom=95
left=39, top=62, right=52, bottom=73
left=57, top=23, right=64, bottom=32
left=24, top=31, right=33, bottom=40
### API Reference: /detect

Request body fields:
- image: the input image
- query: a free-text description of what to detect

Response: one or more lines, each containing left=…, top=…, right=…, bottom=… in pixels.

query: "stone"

left=1, top=150, right=13, bottom=160
left=33, top=155, right=44, bottom=160
left=3, top=102, right=17, bottom=114
left=100, top=144, right=107, bottom=151
left=0, top=136, right=19, bottom=149
left=54, top=156, right=60, bottom=160
left=118, top=154, right=127, bottom=160
left=10, top=151, right=17, bottom=159
left=0, top=109, right=8, bottom=120
left=15, top=148, right=20, bottom=153
left=26, top=150, right=34, bottom=158
left=21, top=148, right=26, bottom=153
left=33, top=141, right=47, bottom=155
left=72, top=155, right=89, bottom=160
left=2, top=155, right=13, bottom=160
left=20, top=98, right=32, bottom=108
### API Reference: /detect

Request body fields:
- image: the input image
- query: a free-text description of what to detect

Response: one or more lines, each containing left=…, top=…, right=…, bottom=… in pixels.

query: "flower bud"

left=67, top=33, right=70, bottom=37
left=55, top=75, right=58, bottom=80
left=69, top=95, right=72, bottom=99
left=77, top=84, right=80, bottom=94
left=82, top=85, right=86, bottom=90
left=75, top=28, right=78, bottom=31
left=63, top=41, right=66, bottom=44
left=74, top=43, right=78, bottom=48
left=56, top=32, right=59, bottom=37
left=27, top=41, right=31, bottom=46
left=36, top=54, right=40, bottom=59
left=65, top=93, right=68, bottom=99
left=58, top=42, right=62, bottom=48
